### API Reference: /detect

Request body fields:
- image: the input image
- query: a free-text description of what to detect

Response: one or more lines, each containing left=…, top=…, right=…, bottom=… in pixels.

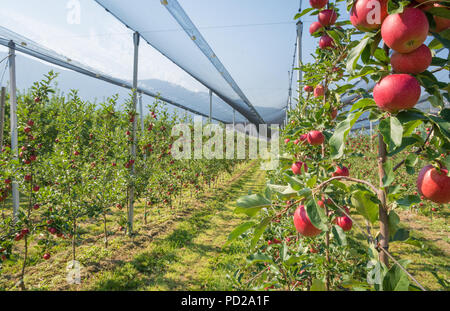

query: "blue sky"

left=0, top=0, right=353, bottom=111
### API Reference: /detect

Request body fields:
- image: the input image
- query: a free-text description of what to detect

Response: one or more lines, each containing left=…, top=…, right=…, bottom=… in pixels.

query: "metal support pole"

left=233, top=109, right=236, bottom=130
left=8, top=41, right=20, bottom=220
left=296, top=8, right=303, bottom=101
left=209, top=89, right=212, bottom=123
left=0, top=87, right=5, bottom=151
left=128, top=32, right=140, bottom=235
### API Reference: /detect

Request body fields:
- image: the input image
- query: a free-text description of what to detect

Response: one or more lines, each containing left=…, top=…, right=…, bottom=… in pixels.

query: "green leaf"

left=251, top=217, right=271, bottom=249
left=396, top=195, right=421, bottom=208
left=305, top=199, right=328, bottom=232
left=382, top=160, right=394, bottom=187
left=235, top=194, right=271, bottom=217
left=428, top=7, right=450, bottom=19
left=332, top=225, right=347, bottom=246
left=330, top=110, right=365, bottom=159
left=387, top=0, right=410, bottom=14
left=226, top=222, right=256, bottom=245
left=267, top=184, right=298, bottom=199
left=390, top=116, right=403, bottom=148
left=351, top=190, right=379, bottom=224
left=373, top=48, right=390, bottom=64
left=350, top=98, right=376, bottom=112
left=405, top=153, right=418, bottom=175
left=284, top=174, right=303, bottom=191
left=428, top=114, right=450, bottom=140
left=306, top=175, right=318, bottom=188
left=294, top=7, right=314, bottom=19
left=346, top=33, right=376, bottom=74
left=247, top=253, right=273, bottom=264
left=382, top=259, right=411, bottom=291
left=379, top=116, right=403, bottom=152
left=388, top=210, right=400, bottom=238
left=297, top=188, right=312, bottom=199
left=431, top=57, right=448, bottom=67
left=391, top=228, right=410, bottom=242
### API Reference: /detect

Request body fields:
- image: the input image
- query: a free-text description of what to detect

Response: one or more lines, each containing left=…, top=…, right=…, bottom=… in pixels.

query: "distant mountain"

left=0, top=52, right=285, bottom=124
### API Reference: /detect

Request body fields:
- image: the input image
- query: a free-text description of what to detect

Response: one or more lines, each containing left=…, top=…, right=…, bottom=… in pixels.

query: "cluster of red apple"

left=349, top=2, right=450, bottom=204
left=308, top=0, right=338, bottom=49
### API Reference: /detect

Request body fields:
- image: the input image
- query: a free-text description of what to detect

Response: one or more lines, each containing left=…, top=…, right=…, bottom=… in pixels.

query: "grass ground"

left=1, top=140, right=448, bottom=291
left=0, top=161, right=267, bottom=291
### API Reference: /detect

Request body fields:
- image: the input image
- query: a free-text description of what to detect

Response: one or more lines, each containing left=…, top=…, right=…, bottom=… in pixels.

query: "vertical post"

left=0, top=87, right=5, bottom=151
left=233, top=109, right=236, bottom=130
left=128, top=32, right=140, bottom=236
left=8, top=41, right=20, bottom=220
left=296, top=19, right=303, bottom=100
left=209, top=89, right=212, bottom=123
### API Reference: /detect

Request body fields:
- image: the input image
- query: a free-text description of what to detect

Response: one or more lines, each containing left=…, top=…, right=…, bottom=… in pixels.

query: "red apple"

left=293, top=205, right=322, bottom=237
left=373, top=74, right=421, bottom=112
left=417, top=165, right=450, bottom=204
left=43, top=253, right=51, bottom=260
left=336, top=216, right=353, bottom=231
left=390, top=44, right=432, bottom=74
left=304, top=85, right=314, bottom=92
left=314, top=85, right=325, bottom=97
left=309, top=21, right=323, bottom=35
left=307, top=130, right=325, bottom=145
left=350, top=0, right=388, bottom=31
left=284, top=138, right=290, bottom=144
left=319, top=35, right=334, bottom=49
left=291, top=161, right=308, bottom=175
left=381, top=8, right=429, bottom=53
left=318, top=9, right=338, bottom=26
left=332, top=166, right=350, bottom=177
left=309, top=0, right=328, bottom=9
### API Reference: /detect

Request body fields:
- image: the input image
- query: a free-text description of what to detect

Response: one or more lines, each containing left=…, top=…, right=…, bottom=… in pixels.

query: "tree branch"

left=314, top=176, right=380, bottom=195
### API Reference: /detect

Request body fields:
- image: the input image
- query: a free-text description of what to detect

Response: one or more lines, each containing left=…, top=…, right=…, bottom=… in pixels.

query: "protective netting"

left=94, top=0, right=264, bottom=124
left=0, top=26, right=244, bottom=124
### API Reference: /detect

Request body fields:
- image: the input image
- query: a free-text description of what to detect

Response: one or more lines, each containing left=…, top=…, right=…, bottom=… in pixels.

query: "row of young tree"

left=227, top=0, right=449, bottom=291
left=0, top=71, right=247, bottom=289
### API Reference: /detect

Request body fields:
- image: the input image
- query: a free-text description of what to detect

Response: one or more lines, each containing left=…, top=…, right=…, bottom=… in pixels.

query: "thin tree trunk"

left=377, top=133, right=389, bottom=266
left=103, top=211, right=108, bottom=248
left=72, top=218, right=77, bottom=261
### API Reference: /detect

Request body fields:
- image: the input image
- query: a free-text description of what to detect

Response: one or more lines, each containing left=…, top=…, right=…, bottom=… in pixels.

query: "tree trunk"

left=377, top=133, right=389, bottom=266
left=103, top=211, right=108, bottom=248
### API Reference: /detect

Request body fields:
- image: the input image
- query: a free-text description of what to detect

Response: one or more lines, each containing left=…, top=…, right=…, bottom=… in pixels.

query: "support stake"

left=128, top=32, right=140, bottom=236
left=8, top=42, right=20, bottom=220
